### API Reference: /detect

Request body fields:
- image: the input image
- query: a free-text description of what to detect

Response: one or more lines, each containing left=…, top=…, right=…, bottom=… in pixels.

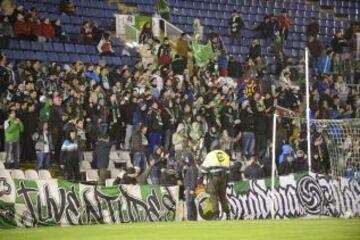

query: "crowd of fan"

left=0, top=1, right=117, bottom=55
left=1, top=4, right=360, bottom=187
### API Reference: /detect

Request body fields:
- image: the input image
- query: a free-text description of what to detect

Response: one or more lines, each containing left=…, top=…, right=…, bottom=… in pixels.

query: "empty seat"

left=75, top=45, right=86, bottom=54
left=80, top=160, right=92, bottom=172
left=107, top=160, right=115, bottom=170
left=19, top=40, right=31, bottom=49
left=25, top=169, right=39, bottom=180
left=110, top=169, right=121, bottom=179
left=58, top=53, right=70, bottom=63
left=47, top=52, right=59, bottom=62
left=38, top=170, right=52, bottom=180
left=43, top=42, right=53, bottom=52
left=0, top=169, right=11, bottom=178
left=86, top=169, right=99, bottom=182
left=31, top=41, right=43, bottom=51
left=83, top=152, right=93, bottom=162
left=11, top=169, right=25, bottom=179
left=64, top=43, right=76, bottom=53
left=53, top=42, right=65, bottom=52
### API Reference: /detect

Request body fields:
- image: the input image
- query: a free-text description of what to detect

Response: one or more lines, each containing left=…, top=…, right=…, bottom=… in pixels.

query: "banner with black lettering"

left=0, top=178, right=178, bottom=228
left=196, top=173, right=360, bottom=220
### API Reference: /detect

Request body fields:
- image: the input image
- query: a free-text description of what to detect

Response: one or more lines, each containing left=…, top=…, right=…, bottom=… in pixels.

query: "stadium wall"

left=0, top=173, right=359, bottom=228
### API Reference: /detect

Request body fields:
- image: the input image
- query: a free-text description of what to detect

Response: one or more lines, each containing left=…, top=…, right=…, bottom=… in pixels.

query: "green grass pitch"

left=0, top=218, right=359, bottom=240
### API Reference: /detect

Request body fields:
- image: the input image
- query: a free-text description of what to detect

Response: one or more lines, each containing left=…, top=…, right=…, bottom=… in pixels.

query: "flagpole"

left=305, top=48, right=312, bottom=173
left=271, top=113, right=277, bottom=220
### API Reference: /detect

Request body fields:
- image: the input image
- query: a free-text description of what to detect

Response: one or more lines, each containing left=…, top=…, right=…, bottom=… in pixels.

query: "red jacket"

left=14, top=20, right=31, bottom=36
left=279, top=15, right=290, bottom=30
left=40, top=23, right=55, bottom=39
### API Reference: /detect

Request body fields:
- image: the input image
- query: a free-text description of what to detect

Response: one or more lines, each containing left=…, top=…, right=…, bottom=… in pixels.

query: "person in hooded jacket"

left=61, top=129, right=80, bottom=181
left=93, top=134, right=114, bottom=185
left=183, top=154, right=198, bottom=220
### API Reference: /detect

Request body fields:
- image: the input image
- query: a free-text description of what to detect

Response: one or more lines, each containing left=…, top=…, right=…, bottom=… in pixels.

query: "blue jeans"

left=36, top=152, right=50, bottom=170
left=149, top=131, right=162, bottom=153
left=241, top=131, right=255, bottom=157
left=133, top=152, right=147, bottom=174
left=164, top=129, right=173, bottom=152
left=124, top=124, right=133, bottom=150
left=150, top=176, right=160, bottom=185
left=5, top=142, right=21, bottom=168
left=185, top=188, right=197, bottom=220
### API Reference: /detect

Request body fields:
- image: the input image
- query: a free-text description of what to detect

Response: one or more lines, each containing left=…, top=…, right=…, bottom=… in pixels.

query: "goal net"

left=273, top=114, right=360, bottom=179
left=315, top=119, right=360, bottom=178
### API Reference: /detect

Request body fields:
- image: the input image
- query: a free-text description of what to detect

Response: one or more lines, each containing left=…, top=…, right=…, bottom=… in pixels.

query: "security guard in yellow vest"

left=200, top=150, right=230, bottom=220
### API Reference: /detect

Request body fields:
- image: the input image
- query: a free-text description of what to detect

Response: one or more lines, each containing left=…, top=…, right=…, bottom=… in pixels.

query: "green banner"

left=0, top=178, right=178, bottom=228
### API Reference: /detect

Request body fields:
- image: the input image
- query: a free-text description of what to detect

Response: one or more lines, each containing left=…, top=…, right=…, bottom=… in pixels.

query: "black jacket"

left=244, top=163, right=264, bottom=180
left=131, top=129, right=148, bottom=153
left=172, top=57, right=185, bottom=75
left=93, top=140, right=113, bottom=169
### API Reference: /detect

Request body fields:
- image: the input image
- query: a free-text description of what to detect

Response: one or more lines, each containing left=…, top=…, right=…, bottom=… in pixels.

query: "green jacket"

left=4, top=118, right=24, bottom=143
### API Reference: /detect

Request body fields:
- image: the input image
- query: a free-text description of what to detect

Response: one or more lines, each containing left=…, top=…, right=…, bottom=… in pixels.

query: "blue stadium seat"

left=47, top=52, right=59, bottom=62
left=31, top=42, right=43, bottom=51
left=53, top=42, right=65, bottom=52
left=68, top=53, right=80, bottom=63
left=43, top=42, right=53, bottom=52
left=79, top=54, right=91, bottom=63
left=75, top=44, right=86, bottom=54
left=9, top=39, right=20, bottom=49
left=64, top=43, right=76, bottom=53
left=12, top=50, right=24, bottom=60
left=23, top=50, right=35, bottom=60
left=19, top=40, right=31, bottom=50
left=58, top=53, right=70, bottom=63
left=90, top=55, right=100, bottom=64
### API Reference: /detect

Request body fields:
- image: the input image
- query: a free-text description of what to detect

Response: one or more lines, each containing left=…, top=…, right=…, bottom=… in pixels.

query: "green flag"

left=191, top=40, right=214, bottom=67
left=157, top=0, right=169, bottom=20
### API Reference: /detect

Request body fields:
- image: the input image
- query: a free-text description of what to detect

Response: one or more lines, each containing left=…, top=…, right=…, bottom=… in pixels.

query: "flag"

left=191, top=40, right=214, bottom=67
left=157, top=0, right=170, bottom=19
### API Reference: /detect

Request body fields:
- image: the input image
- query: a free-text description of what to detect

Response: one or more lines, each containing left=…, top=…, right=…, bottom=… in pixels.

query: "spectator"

left=81, top=22, right=93, bottom=44
left=131, top=125, right=148, bottom=174
left=149, top=146, right=168, bottom=185
left=139, top=22, right=153, bottom=44
left=293, top=150, right=308, bottom=172
left=318, top=50, right=334, bottom=75
left=0, top=54, right=15, bottom=95
left=306, top=17, right=319, bottom=39
left=59, top=0, right=75, bottom=15
left=176, top=33, right=189, bottom=66
left=61, top=129, right=80, bottom=181
left=32, top=122, right=53, bottom=171
left=240, top=101, right=255, bottom=158
left=53, top=18, right=68, bottom=42
left=183, top=154, right=198, bottom=220
left=253, top=15, right=271, bottom=39
left=278, top=9, right=291, bottom=41
left=192, top=18, right=204, bottom=41
left=4, top=109, right=23, bottom=169
left=228, top=55, right=242, bottom=79
left=228, top=9, right=244, bottom=45
left=0, top=16, right=14, bottom=48
left=1, top=0, right=16, bottom=17
left=158, top=37, right=172, bottom=66
left=14, top=14, right=29, bottom=40
left=171, top=54, right=185, bottom=76
left=38, top=18, right=55, bottom=42
left=218, top=50, right=229, bottom=77
left=244, top=156, right=264, bottom=180
left=229, top=161, right=242, bottom=182
left=116, top=160, right=154, bottom=185
left=97, top=32, right=115, bottom=56
left=148, top=102, right=163, bottom=153
left=93, top=134, right=113, bottom=185
left=248, top=39, right=261, bottom=61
